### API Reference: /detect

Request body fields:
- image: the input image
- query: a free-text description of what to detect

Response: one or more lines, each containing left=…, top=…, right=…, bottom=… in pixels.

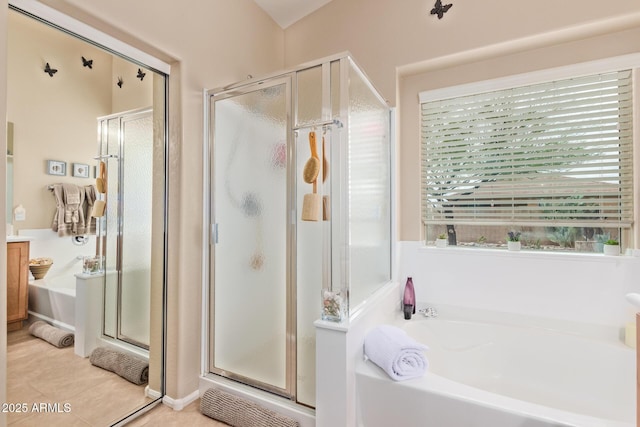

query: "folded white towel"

left=364, top=325, right=428, bottom=381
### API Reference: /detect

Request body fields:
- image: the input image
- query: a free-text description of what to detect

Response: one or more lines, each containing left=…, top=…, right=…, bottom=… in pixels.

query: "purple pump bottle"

left=403, top=277, right=416, bottom=319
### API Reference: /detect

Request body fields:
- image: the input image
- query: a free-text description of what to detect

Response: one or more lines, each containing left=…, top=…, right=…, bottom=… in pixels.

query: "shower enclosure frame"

left=97, top=107, right=154, bottom=351
left=206, top=75, right=297, bottom=399
left=203, top=51, right=392, bottom=406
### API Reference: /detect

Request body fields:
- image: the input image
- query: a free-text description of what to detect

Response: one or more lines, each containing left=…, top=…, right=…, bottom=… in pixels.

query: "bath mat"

left=89, top=347, right=149, bottom=385
left=28, top=321, right=74, bottom=348
left=200, top=388, right=299, bottom=427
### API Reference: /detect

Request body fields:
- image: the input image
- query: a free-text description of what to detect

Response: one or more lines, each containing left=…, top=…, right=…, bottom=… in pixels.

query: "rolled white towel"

left=364, top=325, right=428, bottom=381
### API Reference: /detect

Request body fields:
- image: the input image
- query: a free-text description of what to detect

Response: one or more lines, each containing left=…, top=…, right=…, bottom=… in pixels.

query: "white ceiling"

left=253, top=0, right=333, bottom=29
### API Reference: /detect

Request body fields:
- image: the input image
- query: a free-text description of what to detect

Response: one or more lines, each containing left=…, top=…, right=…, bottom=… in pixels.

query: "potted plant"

left=603, top=238, right=620, bottom=256
left=593, top=233, right=610, bottom=253
left=435, top=233, right=447, bottom=248
left=507, top=231, right=521, bottom=251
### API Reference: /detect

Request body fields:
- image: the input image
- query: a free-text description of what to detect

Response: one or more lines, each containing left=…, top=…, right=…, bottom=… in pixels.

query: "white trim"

left=201, top=89, right=210, bottom=378
left=145, top=386, right=162, bottom=400
left=27, top=311, right=74, bottom=332
left=419, top=53, right=640, bottom=103
left=162, top=389, right=200, bottom=411
left=9, top=0, right=171, bottom=75
left=389, top=107, right=398, bottom=283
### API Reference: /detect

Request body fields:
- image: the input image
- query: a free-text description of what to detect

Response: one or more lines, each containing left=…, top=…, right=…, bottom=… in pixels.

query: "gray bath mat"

left=200, top=388, right=299, bottom=427
left=89, top=347, right=149, bottom=385
left=28, top=321, right=74, bottom=348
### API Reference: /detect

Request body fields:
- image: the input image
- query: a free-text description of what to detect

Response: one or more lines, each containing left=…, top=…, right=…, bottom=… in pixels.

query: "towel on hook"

left=364, top=325, right=428, bottom=381
left=62, top=183, right=81, bottom=233
left=82, top=185, right=97, bottom=234
left=50, top=184, right=96, bottom=236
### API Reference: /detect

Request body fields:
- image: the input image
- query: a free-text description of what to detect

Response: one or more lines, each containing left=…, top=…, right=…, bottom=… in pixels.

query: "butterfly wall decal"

left=136, top=68, right=146, bottom=81
left=44, top=63, right=57, bottom=77
left=431, top=0, right=452, bottom=19
left=117, top=77, right=124, bottom=88
left=81, top=56, right=93, bottom=69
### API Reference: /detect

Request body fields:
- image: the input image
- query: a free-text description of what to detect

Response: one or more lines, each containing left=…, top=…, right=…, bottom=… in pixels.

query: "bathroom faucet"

left=419, top=307, right=438, bottom=318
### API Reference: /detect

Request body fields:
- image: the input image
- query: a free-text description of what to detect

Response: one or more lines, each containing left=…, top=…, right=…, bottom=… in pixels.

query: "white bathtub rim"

left=28, top=311, right=74, bottom=333
left=356, top=360, right=631, bottom=427
left=356, top=304, right=634, bottom=427
left=29, top=276, right=75, bottom=296
left=411, top=302, right=623, bottom=344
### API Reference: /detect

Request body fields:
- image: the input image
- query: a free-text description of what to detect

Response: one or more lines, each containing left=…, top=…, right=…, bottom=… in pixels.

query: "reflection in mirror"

left=6, top=122, right=13, bottom=224
left=6, top=8, right=166, bottom=425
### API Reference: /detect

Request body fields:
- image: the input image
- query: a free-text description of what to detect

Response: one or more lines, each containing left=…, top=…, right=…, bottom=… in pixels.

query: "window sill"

left=419, top=245, right=640, bottom=263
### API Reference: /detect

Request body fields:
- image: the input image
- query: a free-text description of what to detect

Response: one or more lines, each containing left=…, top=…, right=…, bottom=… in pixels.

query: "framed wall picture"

left=47, top=160, right=66, bottom=176
left=72, top=163, right=90, bottom=178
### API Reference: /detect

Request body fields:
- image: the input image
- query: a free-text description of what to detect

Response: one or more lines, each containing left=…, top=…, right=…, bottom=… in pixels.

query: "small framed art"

left=72, top=163, right=90, bottom=178
left=47, top=160, right=66, bottom=176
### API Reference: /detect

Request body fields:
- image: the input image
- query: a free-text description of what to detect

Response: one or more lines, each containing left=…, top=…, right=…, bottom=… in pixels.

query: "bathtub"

left=356, top=306, right=634, bottom=427
left=28, top=275, right=76, bottom=331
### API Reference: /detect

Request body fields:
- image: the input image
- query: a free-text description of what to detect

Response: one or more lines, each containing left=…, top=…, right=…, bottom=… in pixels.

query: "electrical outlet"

left=14, top=205, right=26, bottom=222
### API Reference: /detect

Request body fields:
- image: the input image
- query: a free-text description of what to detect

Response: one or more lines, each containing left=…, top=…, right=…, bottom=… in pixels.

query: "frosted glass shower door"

left=118, top=112, right=152, bottom=347
left=210, top=78, right=292, bottom=395
left=100, top=109, right=152, bottom=349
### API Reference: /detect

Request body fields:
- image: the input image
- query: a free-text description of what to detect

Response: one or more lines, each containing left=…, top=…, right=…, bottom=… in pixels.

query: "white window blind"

left=421, top=70, right=633, bottom=228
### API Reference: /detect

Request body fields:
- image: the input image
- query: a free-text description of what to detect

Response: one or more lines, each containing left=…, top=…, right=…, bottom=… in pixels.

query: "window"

left=420, top=69, right=633, bottom=252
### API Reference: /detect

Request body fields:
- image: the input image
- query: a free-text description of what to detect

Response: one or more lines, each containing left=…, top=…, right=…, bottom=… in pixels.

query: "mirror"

left=6, top=8, right=166, bottom=425
left=6, top=121, right=13, bottom=225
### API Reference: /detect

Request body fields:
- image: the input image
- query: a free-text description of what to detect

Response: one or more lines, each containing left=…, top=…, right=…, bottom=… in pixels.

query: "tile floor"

left=7, top=326, right=152, bottom=426
left=7, top=326, right=232, bottom=426
left=126, top=400, right=228, bottom=426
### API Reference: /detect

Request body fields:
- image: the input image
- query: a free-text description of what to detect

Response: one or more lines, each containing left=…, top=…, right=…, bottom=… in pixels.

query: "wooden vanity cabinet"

left=7, top=241, right=29, bottom=331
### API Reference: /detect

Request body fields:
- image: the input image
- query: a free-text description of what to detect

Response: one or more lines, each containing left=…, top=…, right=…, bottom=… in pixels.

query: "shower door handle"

left=211, top=223, right=219, bottom=245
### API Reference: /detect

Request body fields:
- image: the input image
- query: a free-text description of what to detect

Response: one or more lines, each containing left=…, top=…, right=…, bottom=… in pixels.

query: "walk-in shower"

left=205, top=53, right=391, bottom=408
left=97, top=107, right=155, bottom=350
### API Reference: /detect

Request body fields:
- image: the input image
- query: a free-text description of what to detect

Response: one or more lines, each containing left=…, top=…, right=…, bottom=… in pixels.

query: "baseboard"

left=145, top=386, right=162, bottom=400
left=162, top=389, right=199, bottom=411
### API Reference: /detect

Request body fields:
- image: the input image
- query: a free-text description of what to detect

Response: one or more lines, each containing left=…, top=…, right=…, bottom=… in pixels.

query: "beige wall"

left=284, top=0, right=640, bottom=105
left=24, top=0, right=285, bottom=400
left=7, top=11, right=155, bottom=235
left=5, top=0, right=640, bottom=411
left=111, top=56, right=153, bottom=113
left=7, top=11, right=113, bottom=233
left=284, top=0, right=640, bottom=241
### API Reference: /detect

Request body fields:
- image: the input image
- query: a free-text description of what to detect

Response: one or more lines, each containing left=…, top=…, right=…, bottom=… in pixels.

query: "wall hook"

left=44, top=63, right=58, bottom=77
left=136, top=68, right=146, bottom=81
left=117, top=77, right=124, bottom=88
left=81, top=56, right=93, bottom=69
